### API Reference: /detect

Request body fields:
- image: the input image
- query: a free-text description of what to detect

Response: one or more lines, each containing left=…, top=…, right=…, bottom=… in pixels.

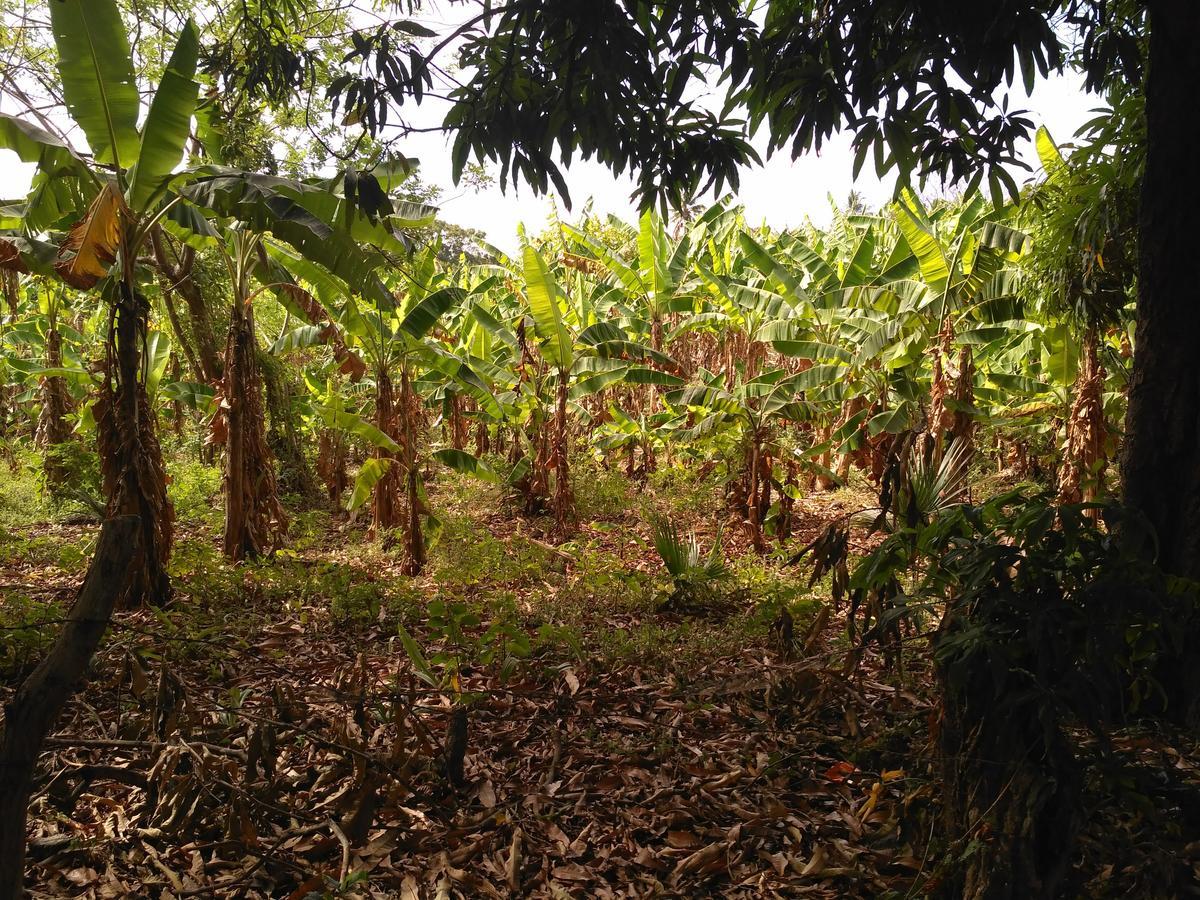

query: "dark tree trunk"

left=1124, top=0, right=1200, bottom=576
left=0, top=517, right=139, bottom=900
left=449, top=393, right=468, bottom=451
left=96, top=287, right=173, bottom=608
left=317, top=429, right=349, bottom=505
left=935, top=609, right=1081, bottom=900
left=1058, top=328, right=1107, bottom=515
left=1121, top=0, right=1200, bottom=723
left=1, top=270, right=17, bottom=318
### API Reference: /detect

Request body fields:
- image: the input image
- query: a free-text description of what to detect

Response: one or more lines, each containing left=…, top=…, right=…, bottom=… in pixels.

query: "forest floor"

left=2, top=453, right=1200, bottom=898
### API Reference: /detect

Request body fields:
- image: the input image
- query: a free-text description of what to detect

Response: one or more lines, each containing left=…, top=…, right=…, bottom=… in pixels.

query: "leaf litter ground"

left=2, top=468, right=1198, bottom=898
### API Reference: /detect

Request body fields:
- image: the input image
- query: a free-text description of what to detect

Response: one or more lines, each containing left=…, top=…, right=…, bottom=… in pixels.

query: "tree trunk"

left=1, top=270, right=17, bottom=318
left=217, top=302, right=287, bottom=561
left=746, top=431, right=768, bottom=553
left=1120, top=0, right=1200, bottom=724
left=1122, top=0, right=1200, bottom=578
left=34, top=326, right=74, bottom=489
left=96, top=287, right=173, bottom=608
left=262, top=359, right=319, bottom=501
left=550, top=373, right=574, bottom=536
left=400, top=367, right=426, bottom=576
left=371, top=369, right=403, bottom=535
left=449, top=393, right=468, bottom=451
left=317, top=429, right=349, bottom=505
left=935, top=607, right=1081, bottom=900
left=1058, top=328, right=1107, bottom=514
left=150, top=229, right=222, bottom=383
left=0, top=516, right=139, bottom=900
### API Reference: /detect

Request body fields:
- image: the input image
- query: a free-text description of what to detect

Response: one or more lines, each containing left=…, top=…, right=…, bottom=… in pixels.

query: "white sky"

left=419, top=70, right=1099, bottom=250
left=0, top=1, right=1100, bottom=252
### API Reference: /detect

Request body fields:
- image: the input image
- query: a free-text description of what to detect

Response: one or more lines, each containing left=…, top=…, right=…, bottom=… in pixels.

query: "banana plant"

left=272, top=243, right=493, bottom=574
left=0, top=275, right=93, bottom=487
left=888, top=191, right=1029, bottom=460
left=674, top=369, right=815, bottom=552
left=207, top=228, right=289, bottom=561
left=566, top=208, right=697, bottom=353
left=516, top=243, right=685, bottom=534
left=738, top=216, right=922, bottom=488
left=0, top=1, right=204, bottom=605
left=592, top=405, right=683, bottom=480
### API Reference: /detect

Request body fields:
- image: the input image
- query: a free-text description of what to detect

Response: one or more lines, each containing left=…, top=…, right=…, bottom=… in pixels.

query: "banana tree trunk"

left=263, top=364, right=319, bottom=501
left=317, top=428, right=349, bottom=505
left=372, top=368, right=403, bottom=535
left=35, top=325, right=74, bottom=488
left=746, top=429, right=767, bottom=553
left=813, top=422, right=835, bottom=491
left=449, top=392, right=468, bottom=451
left=96, top=283, right=173, bottom=608
left=1, top=270, right=16, bottom=318
left=150, top=229, right=221, bottom=383
left=1058, top=328, right=1107, bottom=515
left=400, top=366, right=426, bottom=576
left=551, top=372, right=574, bottom=536
left=219, top=301, right=287, bottom=561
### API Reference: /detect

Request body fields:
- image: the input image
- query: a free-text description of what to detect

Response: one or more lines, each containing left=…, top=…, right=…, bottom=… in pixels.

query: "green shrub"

left=168, top=459, right=222, bottom=526
left=574, top=465, right=634, bottom=521
left=0, top=590, right=65, bottom=678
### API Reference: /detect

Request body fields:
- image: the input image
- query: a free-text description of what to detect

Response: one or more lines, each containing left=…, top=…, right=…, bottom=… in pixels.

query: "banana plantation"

left=0, top=1, right=1195, bottom=898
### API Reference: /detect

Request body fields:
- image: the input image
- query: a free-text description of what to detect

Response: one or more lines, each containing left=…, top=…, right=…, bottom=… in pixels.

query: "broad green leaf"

left=184, top=174, right=395, bottom=310
left=0, top=113, right=88, bottom=169
left=163, top=199, right=222, bottom=249
left=433, top=448, right=499, bottom=482
left=790, top=364, right=846, bottom=390
left=522, top=244, right=573, bottom=371
left=321, top=407, right=401, bottom=452
left=868, top=404, right=914, bottom=436
left=396, top=624, right=436, bottom=686
left=144, top=330, right=171, bottom=399
left=271, top=324, right=325, bottom=355
left=1035, top=126, right=1066, bottom=178
left=49, top=0, right=141, bottom=169
left=986, top=372, right=1053, bottom=395
left=622, top=367, right=684, bottom=387
left=400, top=286, right=465, bottom=340
left=841, top=226, right=876, bottom=288
left=129, top=20, right=200, bottom=212
left=895, top=202, right=949, bottom=293
left=160, top=380, right=215, bottom=410
left=738, top=231, right=802, bottom=298
left=570, top=362, right=629, bottom=399
left=833, top=407, right=871, bottom=452
left=348, top=457, right=391, bottom=511
left=772, top=340, right=852, bottom=363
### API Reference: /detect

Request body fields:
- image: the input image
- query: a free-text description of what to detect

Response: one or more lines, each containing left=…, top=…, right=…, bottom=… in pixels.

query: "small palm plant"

left=651, top=516, right=730, bottom=609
